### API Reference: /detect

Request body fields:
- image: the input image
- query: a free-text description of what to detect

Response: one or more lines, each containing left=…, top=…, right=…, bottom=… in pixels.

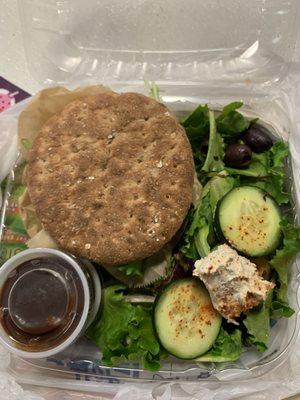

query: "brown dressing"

left=0, top=257, right=84, bottom=352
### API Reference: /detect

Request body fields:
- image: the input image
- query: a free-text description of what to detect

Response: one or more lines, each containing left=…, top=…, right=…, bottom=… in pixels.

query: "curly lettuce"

left=195, top=327, right=242, bottom=362
left=270, top=219, right=300, bottom=301
left=243, top=288, right=295, bottom=353
left=241, top=218, right=299, bottom=352
left=86, top=285, right=165, bottom=371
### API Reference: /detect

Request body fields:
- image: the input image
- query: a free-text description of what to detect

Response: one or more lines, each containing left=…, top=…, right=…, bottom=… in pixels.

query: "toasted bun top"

left=27, top=92, right=195, bottom=265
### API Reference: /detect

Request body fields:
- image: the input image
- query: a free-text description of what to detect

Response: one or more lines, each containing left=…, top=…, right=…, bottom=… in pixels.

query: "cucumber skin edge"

left=214, top=186, right=283, bottom=258
left=152, top=277, right=221, bottom=360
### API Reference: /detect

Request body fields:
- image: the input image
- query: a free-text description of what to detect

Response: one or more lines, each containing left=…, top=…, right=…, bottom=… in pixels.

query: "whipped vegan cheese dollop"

left=193, top=244, right=274, bottom=323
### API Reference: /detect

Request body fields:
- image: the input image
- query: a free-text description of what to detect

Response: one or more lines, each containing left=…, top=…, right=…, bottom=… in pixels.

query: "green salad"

left=2, top=91, right=299, bottom=372
left=86, top=99, right=300, bottom=371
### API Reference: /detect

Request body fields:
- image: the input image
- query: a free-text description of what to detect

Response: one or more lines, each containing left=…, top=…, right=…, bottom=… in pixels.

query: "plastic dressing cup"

left=0, top=248, right=101, bottom=359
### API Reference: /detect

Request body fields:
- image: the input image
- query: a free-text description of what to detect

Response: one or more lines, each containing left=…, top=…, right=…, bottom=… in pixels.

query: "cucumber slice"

left=154, top=278, right=221, bottom=359
left=216, top=186, right=282, bottom=257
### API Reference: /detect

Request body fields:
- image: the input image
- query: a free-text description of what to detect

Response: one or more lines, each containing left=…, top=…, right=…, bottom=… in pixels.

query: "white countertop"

left=1, top=0, right=40, bottom=93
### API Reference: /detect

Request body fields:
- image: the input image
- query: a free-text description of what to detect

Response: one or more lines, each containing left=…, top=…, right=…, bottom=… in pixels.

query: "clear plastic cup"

left=0, top=248, right=101, bottom=359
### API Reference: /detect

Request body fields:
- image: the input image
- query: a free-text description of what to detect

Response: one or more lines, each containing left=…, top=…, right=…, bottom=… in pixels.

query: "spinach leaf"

left=182, top=104, right=209, bottom=133
left=216, top=102, right=251, bottom=137
left=181, top=105, right=209, bottom=156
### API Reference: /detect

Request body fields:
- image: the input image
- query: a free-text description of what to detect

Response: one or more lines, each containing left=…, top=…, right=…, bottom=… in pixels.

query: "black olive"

left=200, top=138, right=209, bottom=155
left=242, top=125, right=273, bottom=153
left=224, top=144, right=252, bottom=168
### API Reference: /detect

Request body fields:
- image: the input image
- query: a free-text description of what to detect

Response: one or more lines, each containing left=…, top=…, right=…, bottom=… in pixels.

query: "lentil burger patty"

left=26, top=92, right=195, bottom=266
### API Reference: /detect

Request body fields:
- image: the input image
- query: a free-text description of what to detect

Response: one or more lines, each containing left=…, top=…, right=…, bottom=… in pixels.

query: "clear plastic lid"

left=18, top=0, right=299, bottom=87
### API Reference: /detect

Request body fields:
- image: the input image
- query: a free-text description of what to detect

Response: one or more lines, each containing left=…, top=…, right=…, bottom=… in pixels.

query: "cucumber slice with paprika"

left=215, top=186, right=282, bottom=257
left=154, top=278, right=221, bottom=359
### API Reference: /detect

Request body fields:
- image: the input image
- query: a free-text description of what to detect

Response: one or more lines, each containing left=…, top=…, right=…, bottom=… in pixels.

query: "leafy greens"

left=226, top=141, right=290, bottom=205
left=195, top=327, right=242, bottom=362
left=180, top=101, right=297, bottom=358
left=180, top=102, right=253, bottom=174
left=86, top=285, right=165, bottom=371
left=7, top=88, right=300, bottom=370
left=181, top=104, right=209, bottom=153
left=243, top=290, right=273, bottom=352
left=235, top=217, right=299, bottom=352
left=243, top=288, right=295, bottom=352
left=270, top=298, right=295, bottom=319
left=5, top=214, right=27, bottom=236
left=225, top=152, right=269, bottom=177
left=270, top=219, right=300, bottom=301
left=216, top=101, right=251, bottom=137
left=202, top=110, right=225, bottom=173
left=180, top=174, right=235, bottom=259
left=118, top=261, right=144, bottom=278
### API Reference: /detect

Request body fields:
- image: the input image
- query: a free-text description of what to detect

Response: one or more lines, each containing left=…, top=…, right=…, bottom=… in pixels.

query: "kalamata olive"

left=224, top=143, right=252, bottom=167
left=200, top=138, right=209, bottom=155
left=242, top=125, right=273, bottom=153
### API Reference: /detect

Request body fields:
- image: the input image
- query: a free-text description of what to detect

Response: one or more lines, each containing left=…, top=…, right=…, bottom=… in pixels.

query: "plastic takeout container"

left=0, top=0, right=299, bottom=392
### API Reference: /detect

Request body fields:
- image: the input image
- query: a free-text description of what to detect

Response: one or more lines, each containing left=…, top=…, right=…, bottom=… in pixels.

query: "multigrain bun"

left=27, top=92, right=195, bottom=266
